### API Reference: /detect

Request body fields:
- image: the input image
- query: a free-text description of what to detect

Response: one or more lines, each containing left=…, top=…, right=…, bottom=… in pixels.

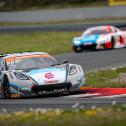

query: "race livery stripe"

left=5, top=54, right=49, bottom=62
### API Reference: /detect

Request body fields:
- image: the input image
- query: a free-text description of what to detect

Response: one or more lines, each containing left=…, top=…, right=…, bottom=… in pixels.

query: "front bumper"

left=82, top=43, right=97, bottom=50
left=31, top=82, right=72, bottom=95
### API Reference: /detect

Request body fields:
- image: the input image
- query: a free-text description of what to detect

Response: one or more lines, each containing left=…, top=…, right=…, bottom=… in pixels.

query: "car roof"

left=1, top=52, right=49, bottom=59
left=83, top=25, right=118, bottom=34
left=86, top=25, right=115, bottom=31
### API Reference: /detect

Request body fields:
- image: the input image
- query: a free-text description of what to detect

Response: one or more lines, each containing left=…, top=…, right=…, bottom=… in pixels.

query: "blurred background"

left=0, top=0, right=108, bottom=11
left=0, top=0, right=126, bottom=11
left=0, top=0, right=126, bottom=23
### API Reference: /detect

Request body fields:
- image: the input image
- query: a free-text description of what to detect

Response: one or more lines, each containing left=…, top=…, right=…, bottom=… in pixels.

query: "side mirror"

left=62, top=60, right=69, bottom=64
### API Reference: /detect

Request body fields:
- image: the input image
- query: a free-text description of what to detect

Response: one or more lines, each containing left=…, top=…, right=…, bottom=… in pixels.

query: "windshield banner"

left=109, top=0, right=126, bottom=6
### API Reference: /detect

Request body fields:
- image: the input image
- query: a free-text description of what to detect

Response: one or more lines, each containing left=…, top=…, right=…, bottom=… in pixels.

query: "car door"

left=115, top=32, right=125, bottom=44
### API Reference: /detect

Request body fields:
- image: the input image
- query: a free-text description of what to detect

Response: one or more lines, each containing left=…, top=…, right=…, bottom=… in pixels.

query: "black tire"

left=111, top=36, right=115, bottom=49
left=2, top=76, right=11, bottom=99
left=91, top=44, right=97, bottom=51
left=73, top=46, right=83, bottom=53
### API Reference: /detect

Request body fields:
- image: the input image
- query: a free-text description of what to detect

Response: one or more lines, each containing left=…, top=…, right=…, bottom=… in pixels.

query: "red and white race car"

left=72, top=25, right=126, bottom=52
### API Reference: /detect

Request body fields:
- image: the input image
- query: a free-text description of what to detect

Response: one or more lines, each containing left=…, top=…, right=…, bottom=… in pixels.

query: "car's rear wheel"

left=73, top=46, right=83, bottom=52
left=2, top=76, right=11, bottom=99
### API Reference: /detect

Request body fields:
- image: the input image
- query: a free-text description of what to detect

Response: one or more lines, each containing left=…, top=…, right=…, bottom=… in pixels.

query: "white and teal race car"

left=72, top=25, right=126, bottom=52
left=0, top=52, right=85, bottom=98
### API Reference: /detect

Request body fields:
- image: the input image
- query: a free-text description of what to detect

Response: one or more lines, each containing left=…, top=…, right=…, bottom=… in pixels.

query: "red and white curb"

left=65, top=87, right=126, bottom=98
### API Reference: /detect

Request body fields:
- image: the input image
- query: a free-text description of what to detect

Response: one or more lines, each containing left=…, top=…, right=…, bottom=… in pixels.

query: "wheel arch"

left=111, top=36, right=116, bottom=49
left=1, top=73, right=11, bottom=99
left=1, top=73, right=10, bottom=84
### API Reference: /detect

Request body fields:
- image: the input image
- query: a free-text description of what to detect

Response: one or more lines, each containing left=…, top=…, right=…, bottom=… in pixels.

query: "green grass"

left=86, top=67, right=126, bottom=88
left=0, top=31, right=79, bottom=54
left=1, top=105, right=126, bottom=126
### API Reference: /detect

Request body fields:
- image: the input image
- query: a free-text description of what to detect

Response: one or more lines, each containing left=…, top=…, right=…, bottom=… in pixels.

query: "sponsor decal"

left=45, top=72, right=54, bottom=79
left=38, top=88, right=67, bottom=95
left=83, top=42, right=92, bottom=45
left=44, top=80, right=59, bottom=84
left=5, top=54, right=49, bottom=63
left=11, top=94, right=21, bottom=98
left=17, top=87, right=29, bottom=91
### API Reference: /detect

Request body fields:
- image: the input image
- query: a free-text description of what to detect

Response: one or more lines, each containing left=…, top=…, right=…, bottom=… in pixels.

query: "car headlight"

left=14, top=72, right=29, bottom=80
left=74, top=40, right=81, bottom=44
left=97, top=38, right=108, bottom=43
left=69, top=65, right=77, bottom=75
left=73, top=37, right=81, bottom=45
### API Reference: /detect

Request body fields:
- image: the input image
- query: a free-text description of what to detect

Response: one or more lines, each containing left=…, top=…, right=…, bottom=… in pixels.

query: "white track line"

left=95, top=94, right=126, bottom=99
left=64, top=93, right=100, bottom=98
left=65, top=93, right=126, bottom=99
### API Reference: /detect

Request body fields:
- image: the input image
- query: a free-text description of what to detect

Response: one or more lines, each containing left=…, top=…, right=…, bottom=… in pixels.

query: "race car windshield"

left=84, top=29, right=108, bottom=35
left=6, top=56, right=59, bottom=70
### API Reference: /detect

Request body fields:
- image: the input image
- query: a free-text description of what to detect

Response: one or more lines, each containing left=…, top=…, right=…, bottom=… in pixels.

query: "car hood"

left=82, top=35, right=101, bottom=43
left=74, top=35, right=100, bottom=44
left=24, top=66, right=67, bottom=85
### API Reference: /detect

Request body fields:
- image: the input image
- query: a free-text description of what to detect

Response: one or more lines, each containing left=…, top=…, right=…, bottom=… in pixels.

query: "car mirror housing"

left=62, top=60, right=69, bottom=64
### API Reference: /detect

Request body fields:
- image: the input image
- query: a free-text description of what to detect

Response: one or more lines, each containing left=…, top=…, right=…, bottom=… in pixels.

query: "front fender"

left=67, top=64, right=85, bottom=89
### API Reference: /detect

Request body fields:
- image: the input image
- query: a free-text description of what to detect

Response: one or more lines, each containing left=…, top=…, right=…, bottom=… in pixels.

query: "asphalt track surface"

left=0, top=22, right=126, bottom=33
left=1, top=6, right=126, bottom=22
left=55, top=48, right=126, bottom=73
left=0, top=97, right=126, bottom=112
left=0, top=48, right=126, bottom=112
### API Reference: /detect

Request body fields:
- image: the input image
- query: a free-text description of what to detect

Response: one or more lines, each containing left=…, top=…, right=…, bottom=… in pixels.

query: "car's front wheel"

left=2, top=76, right=11, bottom=99
left=73, top=46, right=83, bottom=52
